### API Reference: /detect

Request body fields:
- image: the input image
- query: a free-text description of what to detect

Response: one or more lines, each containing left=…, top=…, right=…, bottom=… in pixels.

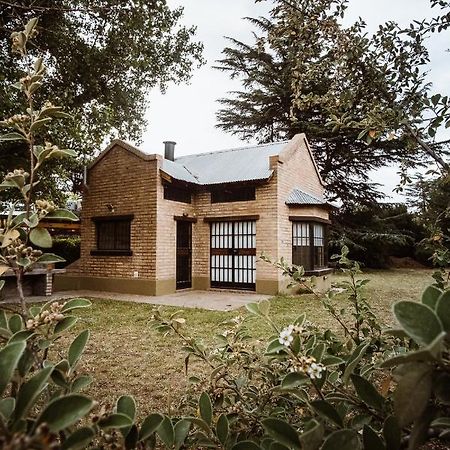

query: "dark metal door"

left=176, top=221, right=192, bottom=289
left=210, top=220, right=256, bottom=290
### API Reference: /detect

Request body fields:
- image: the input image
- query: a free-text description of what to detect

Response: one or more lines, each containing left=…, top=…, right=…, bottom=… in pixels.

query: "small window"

left=313, top=224, right=325, bottom=268
left=211, top=186, right=256, bottom=203
left=292, top=222, right=327, bottom=271
left=91, top=216, right=133, bottom=256
left=164, top=184, right=192, bottom=204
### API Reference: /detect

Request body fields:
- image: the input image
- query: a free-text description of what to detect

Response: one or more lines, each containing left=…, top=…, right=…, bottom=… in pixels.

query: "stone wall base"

left=54, top=274, right=282, bottom=296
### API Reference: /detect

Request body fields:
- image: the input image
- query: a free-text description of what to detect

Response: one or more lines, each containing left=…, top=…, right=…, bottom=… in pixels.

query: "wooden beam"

left=289, top=216, right=331, bottom=224
left=174, top=215, right=197, bottom=223
left=91, top=214, right=134, bottom=222
left=203, top=215, right=260, bottom=223
left=41, top=222, right=81, bottom=230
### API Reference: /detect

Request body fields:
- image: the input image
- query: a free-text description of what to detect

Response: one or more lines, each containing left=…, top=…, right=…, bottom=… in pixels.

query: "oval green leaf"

left=98, top=413, right=133, bottom=430
left=363, top=425, right=386, bottom=450
left=29, top=227, right=52, bottom=248
left=54, top=316, right=77, bottom=334
left=35, top=394, right=94, bottom=432
left=436, top=291, right=450, bottom=332
left=351, top=374, right=385, bottom=411
left=393, top=363, right=433, bottom=427
left=68, top=330, right=90, bottom=368
left=0, top=397, right=15, bottom=421
left=217, top=414, right=229, bottom=445
left=45, top=208, right=79, bottom=221
left=174, top=419, right=191, bottom=450
left=139, top=413, right=164, bottom=441
left=8, top=314, right=22, bottom=333
left=261, top=418, right=301, bottom=450
left=35, top=253, right=65, bottom=264
left=310, top=400, right=343, bottom=428
left=422, top=285, right=442, bottom=309
left=117, top=395, right=136, bottom=421
left=157, top=416, right=175, bottom=448
left=13, top=366, right=53, bottom=421
left=0, top=341, right=26, bottom=396
left=383, top=416, right=401, bottom=450
left=393, top=301, right=443, bottom=345
left=61, top=427, right=95, bottom=450
left=61, top=298, right=91, bottom=313
left=322, top=429, right=361, bottom=450
left=281, top=372, right=309, bottom=389
left=71, top=375, right=92, bottom=393
left=199, top=392, right=213, bottom=425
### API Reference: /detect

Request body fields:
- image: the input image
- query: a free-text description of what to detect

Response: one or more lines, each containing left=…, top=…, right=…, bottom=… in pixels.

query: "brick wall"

left=276, top=135, right=329, bottom=277
left=153, top=170, right=280, bottom=286
left=70, top=143, right=159, bottom=280
left=190, top=178, right=280, bottom=284
left=155, top=168, right=195, bottom=282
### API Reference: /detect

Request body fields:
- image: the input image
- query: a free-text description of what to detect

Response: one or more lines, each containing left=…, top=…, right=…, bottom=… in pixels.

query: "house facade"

left=55, top=133, right=332, bottom=296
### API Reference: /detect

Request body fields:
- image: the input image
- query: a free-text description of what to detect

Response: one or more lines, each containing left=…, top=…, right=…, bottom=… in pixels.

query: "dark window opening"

left=211, top=186, right=256, bottom=203
left=92, top=216, right=132, bottom=256
left=164, top=184, right=192, bottom=204
left=292, top=222, right=327, bottom=272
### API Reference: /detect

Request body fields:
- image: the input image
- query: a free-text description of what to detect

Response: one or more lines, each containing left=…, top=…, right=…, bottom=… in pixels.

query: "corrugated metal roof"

left=161, top=159, right=198, bottom=184
left=161, top=141, right=288, bottom=185
left=286, top=188, right=326, bottom=205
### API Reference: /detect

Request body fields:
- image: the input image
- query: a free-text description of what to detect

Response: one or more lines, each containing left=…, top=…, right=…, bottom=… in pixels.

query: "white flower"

left=307, top=362, right=325, bottom=379
left=278, top=325, right=294, bottom=347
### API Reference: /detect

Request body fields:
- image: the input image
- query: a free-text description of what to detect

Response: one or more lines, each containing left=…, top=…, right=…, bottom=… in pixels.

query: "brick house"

left=55, top=133, right=332, bottom=296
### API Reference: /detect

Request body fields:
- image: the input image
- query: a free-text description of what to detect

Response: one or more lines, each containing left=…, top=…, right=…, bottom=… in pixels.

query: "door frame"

left=210, top=220, right=256, bottom=291
left=176, top=220, right=192, bottom=290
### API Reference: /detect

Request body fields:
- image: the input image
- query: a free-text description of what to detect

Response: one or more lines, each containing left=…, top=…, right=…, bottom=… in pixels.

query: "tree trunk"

left=15, top=269, right=27, bottom=316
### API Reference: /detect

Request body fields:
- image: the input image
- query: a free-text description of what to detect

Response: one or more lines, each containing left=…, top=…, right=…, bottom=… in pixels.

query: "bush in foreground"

left=0, top=246, right=449, bottom=449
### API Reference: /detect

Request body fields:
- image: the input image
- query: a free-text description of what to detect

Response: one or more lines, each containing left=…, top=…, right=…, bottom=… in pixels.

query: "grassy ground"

left=57, top=268, right=433, bottom=417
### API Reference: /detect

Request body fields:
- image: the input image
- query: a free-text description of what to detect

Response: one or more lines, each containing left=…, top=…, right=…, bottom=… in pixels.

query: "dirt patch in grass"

left=56, top=268, right=433, bottom=414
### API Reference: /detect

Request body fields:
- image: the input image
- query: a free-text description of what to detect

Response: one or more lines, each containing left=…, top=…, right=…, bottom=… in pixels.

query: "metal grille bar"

left=210, top=220, right=256, bottom=290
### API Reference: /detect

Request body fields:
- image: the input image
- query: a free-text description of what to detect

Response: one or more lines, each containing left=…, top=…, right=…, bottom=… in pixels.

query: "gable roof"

left=88, top=134, right=325, bottom=189
left=286, top=188, right=327, bottom=206
left=88, top=139, right=158, bottom=169
left=161, top=141, right=288, bottom=185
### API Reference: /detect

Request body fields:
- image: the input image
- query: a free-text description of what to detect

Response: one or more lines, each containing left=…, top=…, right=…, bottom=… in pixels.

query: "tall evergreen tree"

left=215, top=0, right=430, bottom=203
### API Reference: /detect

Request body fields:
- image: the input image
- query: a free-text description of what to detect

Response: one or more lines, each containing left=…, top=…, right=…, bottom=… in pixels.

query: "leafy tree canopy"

left=215, top=0, right=442, bottom=203
left=0, top=0, right=204, bottom=200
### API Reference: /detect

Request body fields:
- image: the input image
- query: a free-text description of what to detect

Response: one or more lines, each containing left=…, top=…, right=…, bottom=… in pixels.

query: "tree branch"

left=404, top=122, right=449, bottom=171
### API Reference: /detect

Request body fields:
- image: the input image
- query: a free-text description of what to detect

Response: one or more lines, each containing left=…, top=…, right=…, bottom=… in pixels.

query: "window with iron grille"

left=211, top=186, right=256, bottom=203
left=163, top=184, right=192, bottom=204
left=91, top=215, right=133, bottom=255
left=292, top=222, right=327, bottom=271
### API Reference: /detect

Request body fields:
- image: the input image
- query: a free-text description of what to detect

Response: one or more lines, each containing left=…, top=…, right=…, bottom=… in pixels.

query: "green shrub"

left=52, top=235, right=81, bottom=268
left=330, top=203, right=427, bottom=268
left=1, top=249, right=450, bottom=448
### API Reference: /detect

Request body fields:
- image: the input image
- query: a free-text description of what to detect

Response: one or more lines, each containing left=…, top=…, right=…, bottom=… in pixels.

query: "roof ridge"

left=175, top=140, right=289, bottom=160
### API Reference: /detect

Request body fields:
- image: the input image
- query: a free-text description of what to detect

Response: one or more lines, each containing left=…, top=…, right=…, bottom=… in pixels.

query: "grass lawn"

left=58, top=268, right=433, bottom=417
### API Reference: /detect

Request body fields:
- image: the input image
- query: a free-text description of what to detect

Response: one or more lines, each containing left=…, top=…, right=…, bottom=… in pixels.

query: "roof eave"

left=160, top=172, right=273, bottom=187
left=286, top=202, right=337, bottom=210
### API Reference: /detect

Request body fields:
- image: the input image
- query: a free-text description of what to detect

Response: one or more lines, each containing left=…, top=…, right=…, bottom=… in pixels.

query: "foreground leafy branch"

left=0, top=18, right=78, bottom=314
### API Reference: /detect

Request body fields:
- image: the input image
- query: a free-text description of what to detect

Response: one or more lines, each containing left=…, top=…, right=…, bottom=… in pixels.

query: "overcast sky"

left=135, top=0, right=449, bottom=202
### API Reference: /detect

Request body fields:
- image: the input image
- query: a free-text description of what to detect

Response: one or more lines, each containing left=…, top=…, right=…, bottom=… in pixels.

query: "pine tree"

left=215, top=0, right=430, bottom=203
